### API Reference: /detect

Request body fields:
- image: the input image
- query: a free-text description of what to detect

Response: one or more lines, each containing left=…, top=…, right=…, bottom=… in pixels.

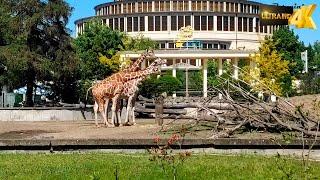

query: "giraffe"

left=91, top=57, right=166, bottom=127
left=101, top=50, right=155, bottom=125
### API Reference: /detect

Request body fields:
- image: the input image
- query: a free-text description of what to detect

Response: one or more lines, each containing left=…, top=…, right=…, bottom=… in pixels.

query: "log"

left=135, top=107, right=187, bottom=115
left=142, top=102, right=235, bottom=110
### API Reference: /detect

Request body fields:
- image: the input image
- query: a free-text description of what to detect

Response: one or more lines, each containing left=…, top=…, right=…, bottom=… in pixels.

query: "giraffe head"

left=147, top=57, right=166, bottom=73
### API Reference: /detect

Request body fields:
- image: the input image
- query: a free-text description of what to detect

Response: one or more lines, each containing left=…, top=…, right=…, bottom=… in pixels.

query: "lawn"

left=0, top=153, right=319, bottom=179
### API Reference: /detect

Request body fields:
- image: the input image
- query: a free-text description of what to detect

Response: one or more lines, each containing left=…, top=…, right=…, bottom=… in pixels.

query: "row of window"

left=77, top=16, right=286, bottom=35
left=96, top=1, right=260, bottom=16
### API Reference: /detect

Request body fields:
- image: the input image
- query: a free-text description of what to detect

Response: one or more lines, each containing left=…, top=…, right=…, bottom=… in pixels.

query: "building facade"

left=75, top=0, right=285, bottom=50
left=75, top=0, right=287, bottom=97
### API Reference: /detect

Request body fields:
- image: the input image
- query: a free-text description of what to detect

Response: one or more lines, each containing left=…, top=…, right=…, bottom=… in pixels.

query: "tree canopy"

left=243, top=38, right=290, bottom=96
left=0, top=0, right=77, bottom=105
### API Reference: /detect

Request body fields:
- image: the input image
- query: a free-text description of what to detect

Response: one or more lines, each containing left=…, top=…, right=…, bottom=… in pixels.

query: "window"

left=192, top=1, right=196, bottom=11
left=178, top=16, right=184, bottom=29
left=160, top=1, right=165, bottom=11
left=226, top=2, right=230, bottom=12
left=127, top=17, right=132, bottom=32
left=128, top=3, right=132, bottom=13
left=249, top=18, right=253, bottom=32
left=140, top=17, right=145, bottom=31
left=208, top=16, right=213, bottom=30
left=223, top=16, right=228, bottom=31
left=179, top=1, right=183, bottom=11
left=165, top=1, right=170, bottom=11
left=194, top=16, right=200, bottom=30
left=238, top=17, right=242, bottom=31
left=148, top=16, right=153, bottom=31
left=256, top=18, right=260, bottom=33
left=235, top=3, right=238, bottom=13
left=230, top=3, right=234, bottom=12
left=171, top=16, right=177, bottom=30
left=169, top=43, right=175, bottom=49
left=155, top=1, right=159, bottom=11
left=230, top=17, right=235, bottom=31
left=217, top=16, right=222, bottom=31
left=209, top=1, right=213, bottom=11
left=202, top=1, right=207, bottom=11
left=134, top=17, right=138, bottom=31
left=114, top=18, right=118, bottom=30
left=240, top=3, right=243, bottom=13
left=208, top=44, right=213, bottom=49
left=197, top=1, right=201, bottom=11
left=155, top=16, right=160, bottom=31
left=214, top=2, right=219, bottom=12
left=219, top=2, right=224, bottom=12
left=185, top=16, right=191, bottom=26
left=162, top=16, right=167, bottom=31
left=120, top=18, right=124, bottom=31
left=143, top=2, right=148, bottom=12
left=132, top=3, right=136, bottom=13
left=201, top=16, right=207, bottom=30
left=148, top=2, right=152, bottom=12
left=109, top=19, right=113, bottom=30
left=138, top=2, right=142, bottom=12
left=243, top=17, right=248, bottom=32
left=214, top=44, right=218, bottom=49
left=173, top=1, right=178, bottom=11
left=123, top=3, right=127, bottom=13
left=184, top=0, right=189, bottom=11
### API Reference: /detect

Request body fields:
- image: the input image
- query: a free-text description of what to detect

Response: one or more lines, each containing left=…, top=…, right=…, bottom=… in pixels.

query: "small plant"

left=148, top=134, right=191, bottom=180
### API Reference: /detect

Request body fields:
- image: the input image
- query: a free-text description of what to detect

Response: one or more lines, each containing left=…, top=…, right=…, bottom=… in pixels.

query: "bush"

left=139, top=75, right=182, bottom=98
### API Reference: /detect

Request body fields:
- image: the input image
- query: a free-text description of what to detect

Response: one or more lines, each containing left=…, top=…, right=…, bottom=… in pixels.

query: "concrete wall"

left=0, top=108, right=94, bottom=121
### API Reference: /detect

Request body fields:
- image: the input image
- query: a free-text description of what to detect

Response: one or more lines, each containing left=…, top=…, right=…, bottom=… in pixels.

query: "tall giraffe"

left=102, top=50, right=155, bottom=124
left=91, top=57, right=166, bottom=127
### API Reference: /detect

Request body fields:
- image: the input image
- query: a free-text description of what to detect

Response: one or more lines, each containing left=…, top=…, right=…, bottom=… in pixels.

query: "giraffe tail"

left=81, top=86, right=93, bottom=120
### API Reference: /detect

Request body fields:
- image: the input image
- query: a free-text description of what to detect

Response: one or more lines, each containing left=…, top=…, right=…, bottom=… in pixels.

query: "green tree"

left=243, top=38, right=290, bottom=96
left=0, top=0, right=76, bottom=106
left=74, top=19, right=124, bottom=81
left=139, top=75, right=181, bottom=98
left=123, top=34, right=158, bottom=51
left=310, top=41, right=320, bottom=71
left=272, top=27, right=305, bottom=76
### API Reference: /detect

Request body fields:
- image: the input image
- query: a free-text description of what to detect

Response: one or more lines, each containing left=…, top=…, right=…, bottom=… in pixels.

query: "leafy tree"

left=243, top=38, right=290, bottom=96
left=310, top=41, right=320, bottom=71
left=272, top=27, right=305, bottom=76
left=139, top=75, right=181, bottom=98
left=74, top=19, right=124, bottom=81
left=123, top=34, right=158, bottom=51
left=0, top=0, right=76, bottom=106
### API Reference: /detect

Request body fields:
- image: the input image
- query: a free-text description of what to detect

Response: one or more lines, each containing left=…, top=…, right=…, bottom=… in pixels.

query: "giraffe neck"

left=121, top=66, right=157, bottom=82
left=124, top=53, right=147, bottom=72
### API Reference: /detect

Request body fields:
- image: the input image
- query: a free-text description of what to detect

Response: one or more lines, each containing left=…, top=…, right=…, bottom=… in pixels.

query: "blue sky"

left=66, top=0, right=320, bottom=45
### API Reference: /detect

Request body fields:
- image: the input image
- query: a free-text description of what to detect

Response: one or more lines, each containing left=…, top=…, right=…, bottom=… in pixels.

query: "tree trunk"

left=25, top=65, right=35, bottom=107
left=155, top=96, right=164, bottom=126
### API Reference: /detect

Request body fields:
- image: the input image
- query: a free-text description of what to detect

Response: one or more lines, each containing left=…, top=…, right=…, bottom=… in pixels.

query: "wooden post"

left=155, top=96, right=164, bottom=126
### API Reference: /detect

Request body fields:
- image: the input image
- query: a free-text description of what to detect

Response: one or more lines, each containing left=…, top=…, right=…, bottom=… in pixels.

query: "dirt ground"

left=0, top=94, right=318, bottom=140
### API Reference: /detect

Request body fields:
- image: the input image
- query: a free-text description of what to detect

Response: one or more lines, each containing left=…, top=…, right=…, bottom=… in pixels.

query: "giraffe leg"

left=94, top=101, right=100, bottom=127
left=103, top=98, right=109, bottom=126
left=110, top=95, right=119, bottom=128
left=131, top=106, right=136, bottom=126
left=124, top=97, right=132, bottom=126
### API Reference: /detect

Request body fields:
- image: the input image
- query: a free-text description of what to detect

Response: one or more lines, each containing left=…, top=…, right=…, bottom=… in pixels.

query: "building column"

left=203, top=59, right=208, bottom=98
left=172, top=59, right=177, bottom=98
left=218, top=58, right=223, bottom=76
left=233, top=58, right=239, bottom=80
left=218, top=58, right=223, bottom=99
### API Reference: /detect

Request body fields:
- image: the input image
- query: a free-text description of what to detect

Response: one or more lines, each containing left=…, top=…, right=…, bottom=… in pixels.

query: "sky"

left=66, top=0, right=320, bottom=45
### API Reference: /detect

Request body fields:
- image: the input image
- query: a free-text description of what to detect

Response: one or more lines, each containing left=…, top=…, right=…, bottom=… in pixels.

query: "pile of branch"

left=191, top=77, right=320, bottom=139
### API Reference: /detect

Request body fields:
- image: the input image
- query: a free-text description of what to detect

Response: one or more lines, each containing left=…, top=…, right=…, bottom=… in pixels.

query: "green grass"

left=0, top=153, right=320, bottom=179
